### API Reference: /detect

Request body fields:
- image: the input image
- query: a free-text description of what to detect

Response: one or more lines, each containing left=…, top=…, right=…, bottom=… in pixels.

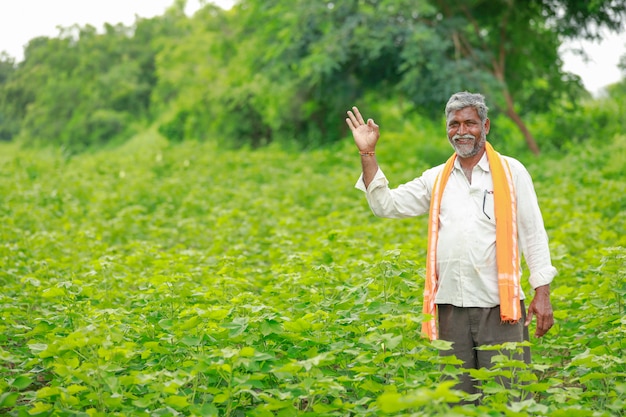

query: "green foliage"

left=154, top=0, right=443, bottom=149
left=2, top=0, right=625, bottom=153
left=608, top=75, right=626, bottom=97
left=523, top=85, right=626, bottom=151
left=0, top=52, right=23, bottom=141
left=0, top=10, right=188, bottom=152
left=539, top=0, right=626, bottom=40
left=0, top=126, right=624, bottom=415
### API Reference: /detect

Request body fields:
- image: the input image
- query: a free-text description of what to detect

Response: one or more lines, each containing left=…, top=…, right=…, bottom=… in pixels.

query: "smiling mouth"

left=453, top=134, right=475, bottom=143
left=455, top=138, right=473, bottom=144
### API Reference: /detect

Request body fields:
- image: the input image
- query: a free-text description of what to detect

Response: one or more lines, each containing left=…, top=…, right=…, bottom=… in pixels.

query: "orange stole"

left=422, top=142, right=520, bottom=340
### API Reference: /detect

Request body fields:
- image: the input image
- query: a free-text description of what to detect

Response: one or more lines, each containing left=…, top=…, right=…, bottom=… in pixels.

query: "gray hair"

left=445, top=92, right=489, bottom=122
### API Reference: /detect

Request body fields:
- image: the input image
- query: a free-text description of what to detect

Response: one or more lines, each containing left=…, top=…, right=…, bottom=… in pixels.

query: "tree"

left=0, top=52, right=18, bottom=140
left=425, top=0, right=626, bottom=154
left=160, top=0, right=624, bottom=152
left=155, top=0, right=444, bottom=148
left=2, top=0, right=624, bottom=152
left=2, top=12, right=186, bottom=151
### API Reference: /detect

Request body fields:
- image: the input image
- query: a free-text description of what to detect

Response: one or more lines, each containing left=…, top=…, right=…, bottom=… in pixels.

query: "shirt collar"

left=453, top=151, right=490, bottom=172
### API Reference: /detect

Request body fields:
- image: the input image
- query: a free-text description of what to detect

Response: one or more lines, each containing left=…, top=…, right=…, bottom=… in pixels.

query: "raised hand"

left=346, top=106, right=380, bottom=152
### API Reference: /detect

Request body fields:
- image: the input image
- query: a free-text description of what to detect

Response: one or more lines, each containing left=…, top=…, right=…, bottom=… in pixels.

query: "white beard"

left=450, top=133, right=485, bottom=158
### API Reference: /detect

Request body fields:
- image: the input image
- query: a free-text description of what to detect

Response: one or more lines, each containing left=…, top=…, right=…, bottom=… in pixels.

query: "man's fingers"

left=538, top=315, right=554, bottom=337
left=367, top=119, right=378, bottom=130
left=524, top=303, right=554, bottom=338
left=531, top=312, right=553, bottom=338
left=346, top=110, right=359, bottom=128
left=346, top=108, right=380, bottom=144
left=534, top=315, right=544, bottom=337
left=353, top=106, right=366, bottom=124
left=536, top=322, right=549, bottom=338
left=347, top=109, right=379, bottom=135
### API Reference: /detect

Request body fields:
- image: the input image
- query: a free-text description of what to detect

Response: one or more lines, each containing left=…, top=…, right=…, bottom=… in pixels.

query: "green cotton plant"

left=470, top=342, right=534, bottom=407
left=1, top=131, right=625, bottom=416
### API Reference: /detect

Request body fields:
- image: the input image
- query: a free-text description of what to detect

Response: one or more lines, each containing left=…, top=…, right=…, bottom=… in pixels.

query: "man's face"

left=447, top=107, right=490, bottom=158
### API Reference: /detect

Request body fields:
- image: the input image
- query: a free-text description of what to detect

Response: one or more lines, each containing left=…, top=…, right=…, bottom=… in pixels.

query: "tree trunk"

left=501, top=89, right=540, bottom=155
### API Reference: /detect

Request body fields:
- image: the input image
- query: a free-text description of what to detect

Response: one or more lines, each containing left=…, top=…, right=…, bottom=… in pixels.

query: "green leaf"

left=180, top=335, right=202, bottom=346
left=213, top=392, right=230, bottom=404
left=11, top=375, right=33, bottom=390
left=0, top=392, right=19, bottom=408
left=36, top=386, right=61, bottom=399
left=282, top=318, right=312, bottom=333
left=222, top=317, right=248, bottom=337
left=28, top=401, right=54, bottom=415
left=164, top=395, right=190, bottom=409
left=41, top=286, right=66, bottom=298
left=376, top=392, right=408, bottom=413
left=158, top=319, right=174, bottom=330
left=430, top=339, right=453, bottom=350
left=178, top=316, right=201, bottom=331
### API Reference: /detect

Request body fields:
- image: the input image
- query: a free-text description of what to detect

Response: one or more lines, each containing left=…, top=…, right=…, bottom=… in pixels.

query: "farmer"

left=346, top=92, right=557, bottom=398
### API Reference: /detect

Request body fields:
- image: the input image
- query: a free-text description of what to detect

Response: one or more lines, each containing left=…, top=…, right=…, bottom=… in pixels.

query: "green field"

left=1, top=131, right=624, bottom=416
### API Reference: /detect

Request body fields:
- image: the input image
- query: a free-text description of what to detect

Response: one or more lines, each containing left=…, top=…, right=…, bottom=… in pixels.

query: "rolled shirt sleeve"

left=355, top=167, right=438, bottom=218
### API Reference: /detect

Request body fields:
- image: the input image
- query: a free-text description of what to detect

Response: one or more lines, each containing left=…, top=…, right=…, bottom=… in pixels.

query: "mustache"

left=452, top=134, right=476, bottom=141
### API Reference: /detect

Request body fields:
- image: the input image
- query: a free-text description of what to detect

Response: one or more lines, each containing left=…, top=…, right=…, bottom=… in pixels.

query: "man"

left=346, top=92, right=557, bottom=397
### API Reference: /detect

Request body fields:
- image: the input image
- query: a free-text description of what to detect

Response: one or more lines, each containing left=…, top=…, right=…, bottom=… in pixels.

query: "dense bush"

left=527, top=95, right=624, bottom=151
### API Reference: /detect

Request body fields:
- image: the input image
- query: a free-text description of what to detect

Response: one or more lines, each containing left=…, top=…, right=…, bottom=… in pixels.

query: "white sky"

left=560, top=30, right=626, bottom=95
left=0, top=0, right=233, bottom=56
left=0, top=0, right=624, bottom=96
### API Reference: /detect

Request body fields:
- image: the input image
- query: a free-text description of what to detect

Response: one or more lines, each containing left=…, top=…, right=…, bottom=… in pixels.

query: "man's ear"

left=484, top=118, right=491, bottom=135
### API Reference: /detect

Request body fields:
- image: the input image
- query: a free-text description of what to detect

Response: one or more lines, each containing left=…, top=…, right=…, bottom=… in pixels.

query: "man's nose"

left=457, top=123, right=467, bottom=135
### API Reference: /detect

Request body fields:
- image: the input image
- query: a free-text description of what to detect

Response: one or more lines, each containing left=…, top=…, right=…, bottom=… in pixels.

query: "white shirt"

left=355, top=153, right=557, bottom=308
